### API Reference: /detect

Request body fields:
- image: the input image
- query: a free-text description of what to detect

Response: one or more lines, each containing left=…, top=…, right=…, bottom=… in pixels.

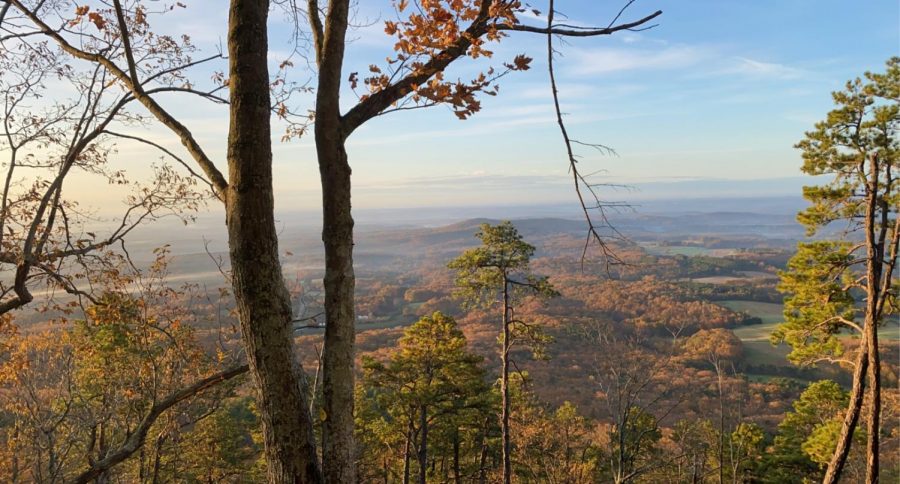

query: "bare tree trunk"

left=314, top=1, right=357, bottom=481
left=418, top=405, right=429, bottom=484
left=226, top=1, right=321, bottom=482
left=716, top=362, right=724, bottom=484
left=501, top=277, right=512, bottom=484
left=150, top=433, right=165, bottom=484
left=864, top=317, right=882, bottom=484
left=615, top=409, right=626, bottom=484
left=11, top=423, right=19, bottom=483
left=453, top=427, right=462, bottom=484
left=478, top=418, right=489, bottom=484
left=822, top=343, right=868, bottom=484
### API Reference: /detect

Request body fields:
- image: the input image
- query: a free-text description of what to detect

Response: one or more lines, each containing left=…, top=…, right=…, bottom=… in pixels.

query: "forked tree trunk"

left=823, top=155, right=889, bottom=484
left=315, top=1, right=357, bottom=481
left=864, top=155, right=883, bottom=483
left=226, top=1, right=321, bottom=482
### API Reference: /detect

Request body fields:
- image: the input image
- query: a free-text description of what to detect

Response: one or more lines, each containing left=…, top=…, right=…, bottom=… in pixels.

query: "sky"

left=53, top=1, right=900, bottom=212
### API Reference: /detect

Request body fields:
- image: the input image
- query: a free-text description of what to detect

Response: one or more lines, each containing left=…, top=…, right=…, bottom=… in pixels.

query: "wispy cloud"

left=513, top=82, right=646, bottom=101
left=568, top=45, right=714, bottom=75
left=617, top=32, right=669, bottom=46
left=723, top=57, right=807, bottom=80
left=567, top=43, right=812, bottom=84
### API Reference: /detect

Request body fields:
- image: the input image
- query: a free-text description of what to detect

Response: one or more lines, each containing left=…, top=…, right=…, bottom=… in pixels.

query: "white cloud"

left=569, top=45, right=713, bottom=75
left=567, top=45, right=810, bottom=83
left=725, top=57, right=806, bottom=80
left=619, top=33, right=641, bottom=44
left=514, top=82, right=645, bottom=101
left=616, top=33, right=669, bottom=46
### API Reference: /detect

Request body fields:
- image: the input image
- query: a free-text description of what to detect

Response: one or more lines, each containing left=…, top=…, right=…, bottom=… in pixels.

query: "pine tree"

left=358, top=312, right=491, bottom=484
left=448, top=221, right=558, bottom=484
left=776, top=57, right=899, bottom=483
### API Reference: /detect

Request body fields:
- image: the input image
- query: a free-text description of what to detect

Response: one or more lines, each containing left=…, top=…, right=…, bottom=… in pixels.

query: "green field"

left=641, top=244, right=713, bottom=257
left=720, top=300, right=784, bottom=324
left=725, top=298, right=899, bottom=354
left=744, top=373, right=809, bottom=385
left=732, top=323, right=780, bottom=342
left=741, top=340, right=791, bottom=366
left=721, top=300, right=784, bottom=342
left=844, top=322, right=900, bottom=341
left=722, top=300, right=799, bottom=376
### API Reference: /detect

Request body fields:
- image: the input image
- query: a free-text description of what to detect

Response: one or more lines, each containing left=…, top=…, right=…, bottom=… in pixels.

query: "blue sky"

left=80, top=0, right=900, bottom=212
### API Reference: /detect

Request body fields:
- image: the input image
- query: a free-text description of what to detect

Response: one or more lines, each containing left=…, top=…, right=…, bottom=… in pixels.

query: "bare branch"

left=499, top=9, right=662, bottom=36
left=70, top=364, right=249, bottom=484
left=545, top=0, right=628, bottom=273
left=103, top=130, right=216, bottom=193
left=8, top=0, right=229, bottom=199
left=341, top=1, right=662, bottom=136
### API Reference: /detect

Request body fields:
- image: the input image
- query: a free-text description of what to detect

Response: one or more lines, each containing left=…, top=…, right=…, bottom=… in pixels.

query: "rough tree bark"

left=822, top=341, right=868, bottom=484
left=226, top=1, right=322, bottom=482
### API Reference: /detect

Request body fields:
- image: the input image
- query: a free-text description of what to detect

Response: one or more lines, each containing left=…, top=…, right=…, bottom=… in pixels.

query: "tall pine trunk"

left=823, top=154, right=886, bottom=484
left=716, top=362, right=724, bottom=484
left=501, top=276, right=512, bottom=484
left=865, top=303, right=881, bottom=484
left=453, top=427, right=462, bottom=484
left=864, top=154, right=883, bottom=483
left=418, top=404, right=429, bottom=484
left=822, top=344, right=868, bottom=484
left=403, top=418, right=414, bottom=484
left=478, top=418, right=489, bottom=484
left=226, top=1, right=321, bottom=482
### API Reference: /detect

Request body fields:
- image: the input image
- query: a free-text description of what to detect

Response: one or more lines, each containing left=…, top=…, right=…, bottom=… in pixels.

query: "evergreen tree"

left=758, top=380, right=864, bottom=483
left=776, top=56, right=899, bottom=482
left=357, top=312, right=492, bottom=484
left=448, top=221, right=558, bottom=484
